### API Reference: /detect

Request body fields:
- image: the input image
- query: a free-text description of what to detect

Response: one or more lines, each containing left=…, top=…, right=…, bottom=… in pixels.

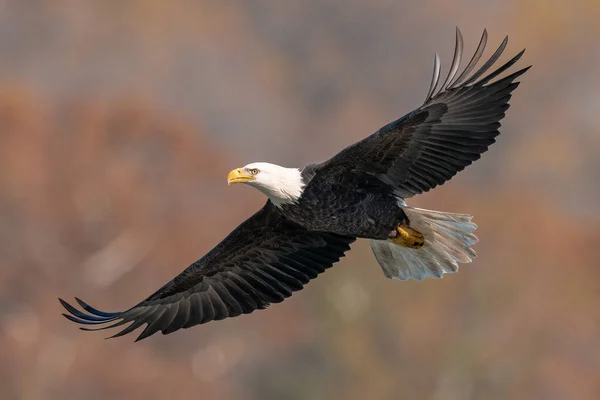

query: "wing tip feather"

left=425, top=28, right=528, bottom=103
left=424, top=53, right=442, bottom=104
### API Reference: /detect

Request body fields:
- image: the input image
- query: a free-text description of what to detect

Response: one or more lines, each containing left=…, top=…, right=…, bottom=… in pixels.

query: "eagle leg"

left=390, top=225, right=425, bottom=249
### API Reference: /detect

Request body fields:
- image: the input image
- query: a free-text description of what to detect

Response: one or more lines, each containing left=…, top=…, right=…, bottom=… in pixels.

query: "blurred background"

left=0, top=1, right=599, bottom=399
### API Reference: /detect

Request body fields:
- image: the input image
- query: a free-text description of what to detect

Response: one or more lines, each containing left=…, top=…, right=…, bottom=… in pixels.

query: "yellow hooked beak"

left=227, top=168, right=255, bottom=185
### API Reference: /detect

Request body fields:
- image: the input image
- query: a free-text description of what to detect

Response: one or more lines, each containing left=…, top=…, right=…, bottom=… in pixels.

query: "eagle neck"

left=260, top=167, right=306, bottom=207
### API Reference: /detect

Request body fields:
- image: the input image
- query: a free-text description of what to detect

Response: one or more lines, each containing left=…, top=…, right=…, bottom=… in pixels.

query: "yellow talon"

left=391, top=225, right=425, bottom=249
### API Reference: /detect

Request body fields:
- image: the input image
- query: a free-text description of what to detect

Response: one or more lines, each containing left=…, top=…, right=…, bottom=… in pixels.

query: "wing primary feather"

left=78, top=309, right=151, bottom=332
left=58, top=298, right=106, bottom=321
left=162, top=297, right=191, bottom=334
left=109, top=319, right=149, bottom=339
left=136, top=303, right=183, bottom=341
left=134, top=307, right=169, bottom=342
left=462, top=35, right=508, bottom=86
left=491, top=67, right=531, bottom=88
left=477, top=50, right=527, bottom=85
left=450, top=29, right=488, bottom=88
left=80, top=318, right=129, bottom=332
left=103, top=307, right=158, bottom=337
left=424, top=53, right=441, bottom=104
left=155, top=303, right=180, bottom=334
left=59, top=298, right=115, bottom=322
left=74, top=297, right=121, bottom=318
left=61, top=313, right=112, bottom=325
left=440, top=27, right=464, bottom=92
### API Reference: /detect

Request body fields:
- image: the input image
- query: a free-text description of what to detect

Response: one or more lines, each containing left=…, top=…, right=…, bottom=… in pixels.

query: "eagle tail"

left=369, top=207, right=478, bottom=280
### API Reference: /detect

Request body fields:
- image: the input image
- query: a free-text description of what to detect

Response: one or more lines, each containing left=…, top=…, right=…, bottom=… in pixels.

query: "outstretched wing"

left=59, top=201, right=355, bottom=341
left=322, top=28, right=530, bottom=198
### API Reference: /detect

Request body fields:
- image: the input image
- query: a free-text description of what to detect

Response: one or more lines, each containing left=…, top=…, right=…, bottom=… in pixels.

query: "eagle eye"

left=249, top=168, right=259, bottom=175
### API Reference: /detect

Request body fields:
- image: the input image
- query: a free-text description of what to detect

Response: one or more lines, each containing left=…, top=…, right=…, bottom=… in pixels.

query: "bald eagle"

left=60, top=29, right=529, bottom=341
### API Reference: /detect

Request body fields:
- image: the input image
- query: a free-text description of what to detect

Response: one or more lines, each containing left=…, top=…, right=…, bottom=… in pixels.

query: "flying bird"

left=60, top=28, right=529, bottom=341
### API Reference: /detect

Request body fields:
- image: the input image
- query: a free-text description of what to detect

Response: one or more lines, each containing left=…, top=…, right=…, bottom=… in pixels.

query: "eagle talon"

left=390, top=225, right=424, bottom=249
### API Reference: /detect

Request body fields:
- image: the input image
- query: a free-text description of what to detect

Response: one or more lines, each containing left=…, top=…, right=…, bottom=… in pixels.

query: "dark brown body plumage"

left=281, top=164, right=407, bottom=239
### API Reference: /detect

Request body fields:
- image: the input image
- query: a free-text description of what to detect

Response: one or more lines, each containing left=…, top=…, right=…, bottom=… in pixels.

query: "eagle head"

left=227, top=162, right=305, bottom=206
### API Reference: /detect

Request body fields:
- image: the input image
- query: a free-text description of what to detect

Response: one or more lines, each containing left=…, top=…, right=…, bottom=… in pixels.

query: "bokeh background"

left=1, top=1, right=599, bottom=399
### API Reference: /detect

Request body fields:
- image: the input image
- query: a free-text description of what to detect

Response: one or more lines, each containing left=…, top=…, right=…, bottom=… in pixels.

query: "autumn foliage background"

left=1, top=1, right=599, bottom=399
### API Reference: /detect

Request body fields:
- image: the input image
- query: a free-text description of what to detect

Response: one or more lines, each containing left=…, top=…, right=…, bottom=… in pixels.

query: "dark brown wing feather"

left=322, top=28, right=530, bottom=198
left=59, top=201, right=355, bottom=341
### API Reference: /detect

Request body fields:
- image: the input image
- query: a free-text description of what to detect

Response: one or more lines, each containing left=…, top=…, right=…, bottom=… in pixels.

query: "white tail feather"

left=370, top=207, right=478, bottom=281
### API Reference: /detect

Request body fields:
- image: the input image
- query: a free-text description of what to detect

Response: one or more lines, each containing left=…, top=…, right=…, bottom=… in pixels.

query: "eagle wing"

left=321, top=28, right=530, bottom=198
left=59, top=201, right=354, bottom=341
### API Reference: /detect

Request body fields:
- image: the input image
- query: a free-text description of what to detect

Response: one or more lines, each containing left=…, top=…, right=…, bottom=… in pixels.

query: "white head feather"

left=237, top=162, right=305, bottom=207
